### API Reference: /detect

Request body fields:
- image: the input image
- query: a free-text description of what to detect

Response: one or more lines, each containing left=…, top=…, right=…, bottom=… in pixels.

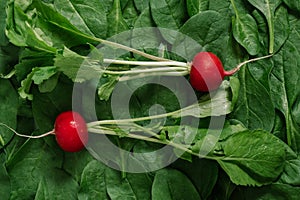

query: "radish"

left=188, top=52, right=272, bottom=92
left=54, top=111, right=88, bottom=152
left=0, top=111, right=88, bottom=152
left=102, top=52, right=272, bottom=92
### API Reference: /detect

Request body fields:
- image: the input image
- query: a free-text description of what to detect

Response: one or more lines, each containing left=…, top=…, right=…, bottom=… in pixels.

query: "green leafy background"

left=1, top=0, right=300, bottom=199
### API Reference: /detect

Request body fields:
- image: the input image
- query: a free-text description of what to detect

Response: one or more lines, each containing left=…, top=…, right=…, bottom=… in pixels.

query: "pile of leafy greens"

left=1, top=0, right=300, bottom=199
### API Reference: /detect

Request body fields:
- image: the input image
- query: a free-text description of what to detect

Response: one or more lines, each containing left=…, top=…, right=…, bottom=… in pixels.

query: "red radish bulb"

left=54, top=111, right=88, bottom=152
left=189, top=52, right=235, bottom=92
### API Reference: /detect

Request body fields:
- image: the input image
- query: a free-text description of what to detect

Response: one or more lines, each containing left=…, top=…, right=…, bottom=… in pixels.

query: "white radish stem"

left=103, top=59, right=189, bottom=67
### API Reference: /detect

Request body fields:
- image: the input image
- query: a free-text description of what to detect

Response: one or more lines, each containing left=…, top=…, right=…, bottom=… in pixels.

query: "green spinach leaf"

left=150, top=0, right=188, bottom=43
left=231, top=0, right=261, bottom=55
left=232, top=65, right=275, bottom=131
left=270, top=20, right=300, bottom=153
left=0, top=79, right=18, bottom=148
left=186, top=0, right=209, bottom=17
left=247, top=0, right=282, bottom=54
left=152, top=169, right=201, bottom=200
left=53, top=0, right=107, bottom=39
left=216, top=130, right=286, bottom=186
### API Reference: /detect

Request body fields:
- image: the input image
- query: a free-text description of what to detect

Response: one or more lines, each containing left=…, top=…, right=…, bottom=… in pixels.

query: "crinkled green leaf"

left=172, top=81, right=232, bottom=118
left=18, top=66, right=57, bottom=100
left=55, top=47, right=103, bottom=82
left=6, top=2, right=56, bottom=53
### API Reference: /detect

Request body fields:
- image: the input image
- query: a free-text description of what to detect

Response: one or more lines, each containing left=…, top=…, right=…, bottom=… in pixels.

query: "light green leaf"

left=217, top=130, right=286, bottom=186
left=55, top=47, right=103, bottom=82
left=172, top=81, right=232, bottom=118
left=6, top=2, right=56, bottom=53
left=18, top=66, right=58, bottom=100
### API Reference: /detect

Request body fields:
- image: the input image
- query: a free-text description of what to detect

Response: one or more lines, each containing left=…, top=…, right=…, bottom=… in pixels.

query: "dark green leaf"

left=107, top=0, right=129, bottom=37
left=232, top=13, right=261, bottom=55
left=134, top=0, right=149, bottom=13
left=150, top=0, right=188, bottom=43
left=0, top=0, right=8, bottom=46
left=53, top=0, right=107, bottom=39
left=276, top=141, right=300, bottom=186
left=152, top=169, right=201, bottom=200
left=172, top=158, right=218, bottom=200
left=270, top=21, right=300, bottom=153
left=186, top=0, right=209, bottom=17
left=231, top=183, right=300, bottom=200
left=273, top=6, right=290, bottom=53
left=232, top=65, right=275, bottom=131
left=63, top=150, right=94, bottom=183
left=105, top=168, right=137, bottom=200
left=247, top=0, right=282, bottom=54
left=32, top=0, right=96, bottom=47
left=32, top=76, right=73, bottom=133
left=34, top=168, right=78, bottom=200
left=132, top=8, right=162, bottom=59
left=175, top=10, right=226, bottom=60
left=0, top=155, right=10, bottom=200
left=283, top=0, right=300, bottom=12
left=7, top=139, right=63, bottom=199
left=78, top=160, right=108, bottom=200
left=211, top=170, right=236, bottom=200
left=0, top=79, right=18, bottom=148
left=217, top=130, right=286, bottom=186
